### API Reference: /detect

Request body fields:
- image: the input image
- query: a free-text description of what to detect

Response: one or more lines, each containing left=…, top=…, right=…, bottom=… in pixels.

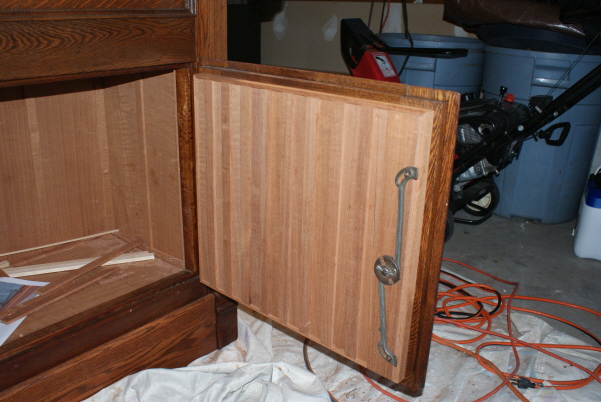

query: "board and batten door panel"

left=194, top=73, right=434, bottom=383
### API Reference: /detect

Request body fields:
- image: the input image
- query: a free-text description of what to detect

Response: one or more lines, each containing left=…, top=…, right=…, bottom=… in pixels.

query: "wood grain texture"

left=0, top=268, right=118, bottom=324
left=0, top=83, right=113, bottom=254
left=0, top=294, right=217, bottom=401
left=0, top=17, right=195, bottom=83
left=196, top=0, right=227, bottom=60
left=140, top=72, right=186, bottom=260
left=198, top=61, right=459, bottom=394
left=0, top=286, right=38, bottom=314
left=398, top=88, right=459, bottom=397
left=0, top=277, right=209, bottom=392
left=4, top=251, right=154, bottom=277
left=0, top=64, right=190, bottom=90
left=36, top=238, right=143, bottom=296
left=102, top=72, right=184, bottom=262
left=0, top=0, right=190, bottom=11
left=0, top=230, right=118, bottom=260
left=0, top=73, right=184, bottom=258
left=195, top=73, right=436, bottom=383
left=176, top=67, right=200, bottom=273
left=214, top=293, right=238, bottom=349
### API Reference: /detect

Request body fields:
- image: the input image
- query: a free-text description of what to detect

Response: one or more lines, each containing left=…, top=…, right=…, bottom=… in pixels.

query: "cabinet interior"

left=0, top=70, right=188, bottom=341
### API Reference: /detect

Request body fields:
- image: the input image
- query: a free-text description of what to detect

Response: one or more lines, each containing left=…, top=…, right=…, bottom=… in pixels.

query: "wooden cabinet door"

left=193, top=63, right=458, bottom=394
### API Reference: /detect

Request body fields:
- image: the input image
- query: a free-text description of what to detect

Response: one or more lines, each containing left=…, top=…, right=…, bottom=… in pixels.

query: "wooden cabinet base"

left=0, top=290, right=235, bottom=402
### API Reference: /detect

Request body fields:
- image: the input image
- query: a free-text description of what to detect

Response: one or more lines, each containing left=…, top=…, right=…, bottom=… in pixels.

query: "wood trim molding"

left=196, top=0, right=227, bottom=60
left=0, top=1, right=194, bottom=19
left=0, top=16, right=195, bottom=84
left=176, top=67, right=200, bottom=274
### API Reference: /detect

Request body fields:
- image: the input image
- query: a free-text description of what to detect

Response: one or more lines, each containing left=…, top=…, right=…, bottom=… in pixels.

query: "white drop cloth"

left=87, top=308, right=600, bottom=402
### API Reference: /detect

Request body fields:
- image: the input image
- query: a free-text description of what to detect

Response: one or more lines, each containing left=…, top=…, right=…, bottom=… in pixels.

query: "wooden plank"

left=195, top=73, right=436, bottom=383
left=140, top=72, right=185, bottom=261
left=103, top=76, right=152, bottom=244
left=36, top=238, right=142, bottom=296
left=176, top=67, right=200, bottom=273
left=0, top=0, right=189, bottom=11
left=1, top=265, right=189, bottom=355
left=214, top=293, right=238, bottom=349
left=0, top=86, right=43, bottom=254
left=0, top=277, right=209, bottom=391
left=0, top=268, right=117, bottom=324
left=5, top=235, right=105, bottom=267
left=196, top=0, right=227, bottom=60
left=0, top=295, right=217, bottom=402
left=198, top=61, right=459, bottom=394
left=0, top=64, right=190, bottom=90
left=0, top=286, right=38, bottom=314
left=0, top=230, right=119, bottom=258
left=396, top=89, right=459, bottom=398
left=0, top=17, right=195, bottom=83
left=4, top=251, right=154, bottom=278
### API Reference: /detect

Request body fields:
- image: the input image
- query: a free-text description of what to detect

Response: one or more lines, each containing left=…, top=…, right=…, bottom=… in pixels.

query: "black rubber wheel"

left=462, top=181, right=500, bottom=217
left=444, top=207, right=454, bottom=243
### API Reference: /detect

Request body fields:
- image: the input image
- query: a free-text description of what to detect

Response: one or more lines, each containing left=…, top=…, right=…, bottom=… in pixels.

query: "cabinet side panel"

left=0, top=81, right=114, bottom=254
left=103, top=76, right=152, bottom=244
left=140, top=72, right=185, bottom=262
left=195, top=75, right=435, bottom=383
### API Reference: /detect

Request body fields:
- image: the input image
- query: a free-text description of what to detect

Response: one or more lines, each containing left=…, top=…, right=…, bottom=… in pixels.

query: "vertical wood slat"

left=103, top=75, right=152, bottom=247
left=195, top=74, right=435, bottom=383
left=103, top=72, right=184, bottom=262
left=0, top=82, right=112, bottom=253
left=141, top=72, right=185, bottom=261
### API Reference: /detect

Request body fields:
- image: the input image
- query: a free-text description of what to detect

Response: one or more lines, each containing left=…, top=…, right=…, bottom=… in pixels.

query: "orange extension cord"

left=358, top=257, right=601, bottom=402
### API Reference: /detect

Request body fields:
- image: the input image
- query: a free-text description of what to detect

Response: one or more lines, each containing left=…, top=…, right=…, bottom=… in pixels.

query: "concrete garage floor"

left=443, top=214, right=601, bottom=345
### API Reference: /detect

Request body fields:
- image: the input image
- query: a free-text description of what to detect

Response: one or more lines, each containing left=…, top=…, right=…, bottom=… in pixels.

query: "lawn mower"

left=341, top=18, right=601, bottom=241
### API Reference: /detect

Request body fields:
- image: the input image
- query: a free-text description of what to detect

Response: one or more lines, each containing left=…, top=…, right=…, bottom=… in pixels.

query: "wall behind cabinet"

left=261, top=1, right=464, bottom=74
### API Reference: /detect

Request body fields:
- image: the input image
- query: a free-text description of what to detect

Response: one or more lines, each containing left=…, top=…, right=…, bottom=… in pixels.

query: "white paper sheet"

left=0, top=277, right=49, bottom=346
left=86, top=307, right=601, bottom=402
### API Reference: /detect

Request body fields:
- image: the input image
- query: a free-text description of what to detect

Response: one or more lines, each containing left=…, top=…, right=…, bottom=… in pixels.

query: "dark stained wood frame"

left=0, top=1, right=237, bottom=399
left=0, top=0, right=455, bottom=397
left=0, top=292, right=219, bottom=401
left=0, top=277, right=209, bottom=391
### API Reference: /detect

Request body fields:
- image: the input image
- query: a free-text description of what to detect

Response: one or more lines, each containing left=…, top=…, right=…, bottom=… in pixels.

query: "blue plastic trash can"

left=482, top=45, right=601, bottom=223
left=378, top=34, right=485, bottom=95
